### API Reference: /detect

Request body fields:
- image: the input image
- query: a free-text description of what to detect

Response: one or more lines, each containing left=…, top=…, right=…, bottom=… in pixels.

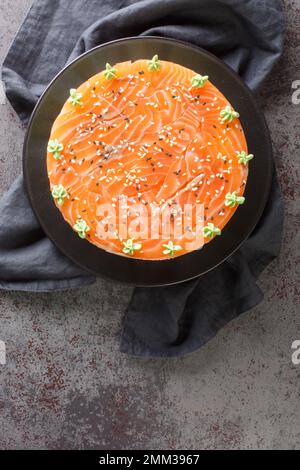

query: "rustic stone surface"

left=0, top=0, right=299, bottom=450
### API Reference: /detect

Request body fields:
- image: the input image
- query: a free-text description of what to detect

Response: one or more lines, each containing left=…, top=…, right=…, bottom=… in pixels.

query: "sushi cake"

left=47, top=56, right=253, bottom=260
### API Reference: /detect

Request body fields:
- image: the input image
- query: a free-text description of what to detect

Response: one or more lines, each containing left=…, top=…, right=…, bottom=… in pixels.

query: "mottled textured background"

left=0, top=0, right=299, bottom=450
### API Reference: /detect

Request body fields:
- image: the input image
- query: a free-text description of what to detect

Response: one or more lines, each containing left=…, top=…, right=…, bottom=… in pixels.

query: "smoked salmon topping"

left=47, top=59, right=250, bottom=260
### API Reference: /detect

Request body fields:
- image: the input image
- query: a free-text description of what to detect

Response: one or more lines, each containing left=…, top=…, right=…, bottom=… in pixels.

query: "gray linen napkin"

left=0, top=0, right=284, bottom=356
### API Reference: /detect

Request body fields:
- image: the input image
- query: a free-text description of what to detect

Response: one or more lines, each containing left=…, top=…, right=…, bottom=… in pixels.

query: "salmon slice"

left=47, top=58, right=252, bottom=260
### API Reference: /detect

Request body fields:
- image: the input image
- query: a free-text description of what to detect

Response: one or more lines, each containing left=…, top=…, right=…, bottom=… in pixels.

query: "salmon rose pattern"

left=47, top=58, right=251, bottom=260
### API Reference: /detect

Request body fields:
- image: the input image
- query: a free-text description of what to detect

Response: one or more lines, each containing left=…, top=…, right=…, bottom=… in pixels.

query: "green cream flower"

left=220, top=105, right=240, bottom=123
left=47, top=139, right=64, bottom=160
left=203, top=222, right=221, bottom=239
left=225, top=191, right=245, bottom=208
left=237, top=151, right=254, bottom=165
left=162, top=241, right=182, bottom=256
left=104, top=63, right=117, bottom=80
left=69, top=88, right=83, bottom=106
left=51, top=184, right=69, bottom=206
left=191, top=74, right=209, bottom=88
left=122, top=239, right=142, bottom=255
left=147, top=55, right=161, bottom=72
left=73, top=219, right=90, bottom=239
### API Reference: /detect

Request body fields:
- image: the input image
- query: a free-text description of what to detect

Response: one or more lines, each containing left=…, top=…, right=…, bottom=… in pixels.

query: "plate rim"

left=23, top=36, right=273, bottom=287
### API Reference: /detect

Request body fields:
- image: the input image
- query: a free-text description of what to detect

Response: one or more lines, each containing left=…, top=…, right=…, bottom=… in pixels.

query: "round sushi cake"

left=47, top=56, right=253, bottom=260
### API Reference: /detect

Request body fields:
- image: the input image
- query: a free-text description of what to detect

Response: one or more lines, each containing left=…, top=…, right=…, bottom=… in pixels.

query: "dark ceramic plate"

left=23, top=37, right=273, bottom=286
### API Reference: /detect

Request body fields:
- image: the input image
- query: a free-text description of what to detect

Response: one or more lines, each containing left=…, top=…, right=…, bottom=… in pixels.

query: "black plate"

left=23, top=37, right=273, bottom=286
